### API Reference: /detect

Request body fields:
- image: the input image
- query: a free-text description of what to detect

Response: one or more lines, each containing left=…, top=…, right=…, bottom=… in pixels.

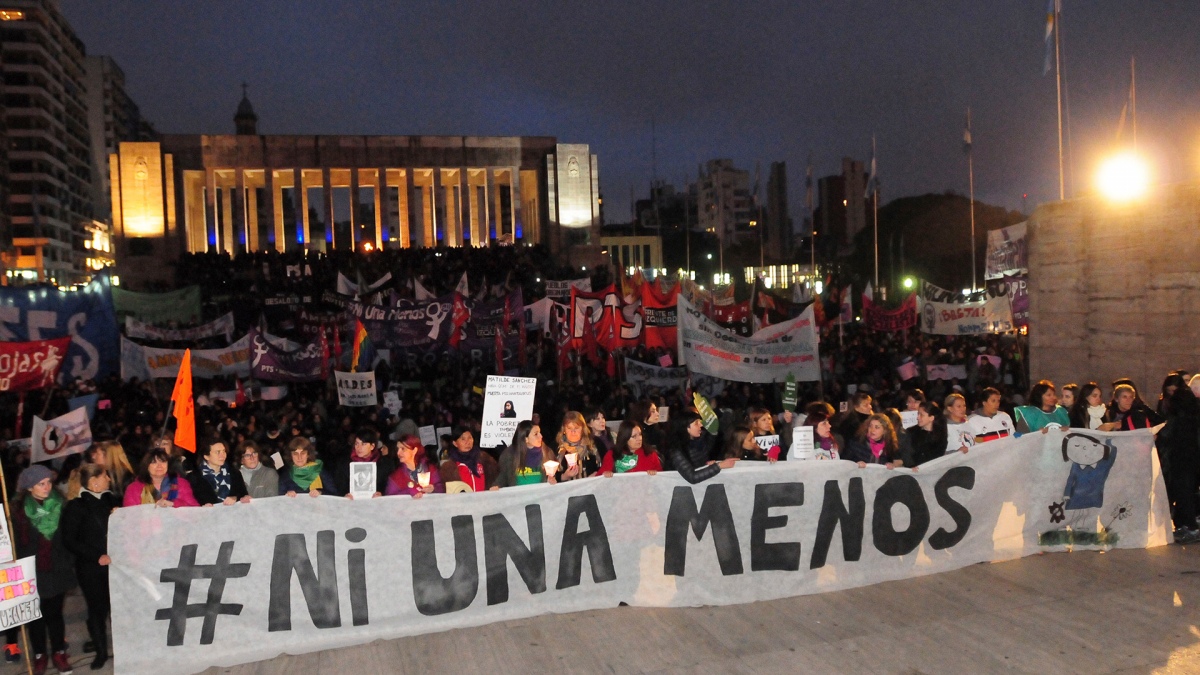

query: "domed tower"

left=234, top=83, right=258, bottom=135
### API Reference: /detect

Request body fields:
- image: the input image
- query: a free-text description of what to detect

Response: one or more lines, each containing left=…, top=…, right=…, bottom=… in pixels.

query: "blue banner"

left=0, top=277, right=119, bottom=382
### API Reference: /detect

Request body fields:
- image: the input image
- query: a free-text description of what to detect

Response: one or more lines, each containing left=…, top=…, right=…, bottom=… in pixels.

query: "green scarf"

left=290, top=460, right=325, bottom=491
left=25, top=491, right=65, bottom=540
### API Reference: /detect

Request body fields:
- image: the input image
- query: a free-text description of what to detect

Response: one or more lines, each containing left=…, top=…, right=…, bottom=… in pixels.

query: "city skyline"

left=59, top=1, right=1200, bottom=223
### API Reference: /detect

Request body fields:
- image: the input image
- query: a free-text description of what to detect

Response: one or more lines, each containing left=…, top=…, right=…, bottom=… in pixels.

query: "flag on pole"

left=455, top=271, right=470, bottom=296
left=350, top=319, right=372, bottom=372
left=171, top=349, right=196, bottom=453
left=864, top=138, right=877, bottom=199
left=1042, top=0, right=1058, bottom=76
left=963, top=111, right=973, bottom=154
left=1116, top=57, right=1135, bottom=143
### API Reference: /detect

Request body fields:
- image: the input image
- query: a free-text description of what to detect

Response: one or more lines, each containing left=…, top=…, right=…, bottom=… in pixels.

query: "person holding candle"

left=386, top=435, right=443, bottom=497
left=497, top=421, right=558, bottom=487
left=555, top=411, right=600, bottom=479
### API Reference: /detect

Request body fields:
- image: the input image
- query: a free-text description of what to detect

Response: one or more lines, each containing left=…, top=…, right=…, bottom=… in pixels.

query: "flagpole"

left=1131, top=55, right=1137, bottom=151
left=967, top=107, right=977, bottom=292
left=871, top=135, right=879, bottom=290
left=1054, top=0, right=1065, bottom=200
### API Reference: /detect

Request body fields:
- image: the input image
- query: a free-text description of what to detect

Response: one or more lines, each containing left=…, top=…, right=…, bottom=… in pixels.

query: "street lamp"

left=1096, top=152, right=1149, bottom=202
left=902, top=276, right=915, bottom=290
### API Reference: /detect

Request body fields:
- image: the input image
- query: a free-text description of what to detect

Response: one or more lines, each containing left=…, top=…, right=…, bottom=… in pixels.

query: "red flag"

left=171, top=349, right=196, bottom=453
left=235, top=379, right=246, bottom=407
left=319, top=327, right=330, bottom=379
left=449, top=292, right=470, bottom=348
left=582, top=310, right=601, bottom=366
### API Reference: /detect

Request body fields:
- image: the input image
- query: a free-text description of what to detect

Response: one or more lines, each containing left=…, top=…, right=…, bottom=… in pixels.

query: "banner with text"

left=678, top=296, right=819, bottom=383
left=919, top=295, right=1013, bottom=335
left=862, top=294, right=917, bottom=332
left=248, top=328, right=325, bottom=383
left=985, top=222, right=1028, bottom=281
left=120, top=335, right=252, bottom=380
left=112, top=286, right=202, bottom=325
left=109, top=429, right=1169, bottom=675
left=335, top=371, right=377, bottom=407
left=31, top=407, right=92, bottom=463
left=0, top=337, right=70, bottom=392
left=0, top=278, right=119, bottom=381
left=545, top=278, right=591, bottom=300
left=986, top=274, right=1029, bottom=328
left=125, top=313, right=235, bottom=343
left=480, top=375, right=537, bottom=448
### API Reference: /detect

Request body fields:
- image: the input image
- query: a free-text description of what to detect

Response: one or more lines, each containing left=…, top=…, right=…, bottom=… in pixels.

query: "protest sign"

left=108, top=430, right=1169, bottom=675
left=31, top=407, right=92, bottom=463
left=781, top=374, right=798, bottom=411
left=918, top=295, right=1013, bottom=335
left=0, top=337, right=70, bottom=392
left=753, top=434, right=780, bottom=453
left=335, top=371, right=377, bottom=407
left=985, top=222, right=1028, bottom=280
left=545, top=278, right=591, bottom=300
left=624, top=358, right=688, bottom=396
left=383, top=391, right=402, bottom=417
left=348, top=463, right=377, bottom=500
left=480, top=375, right=536, bottom=447
left=125, top=313, right=235, bottom=343
left=121, top=335, right=252, bottom=380
left=896, top=361, right=920, bottom=381
left=862, top=293, right=917, bottom=332
left=0, top=558, right=40, bottom=631
left=791, top=426, right=814, bottom=460
left=0, top=277, right=119, bottom=381
left=926, top=364, right=968, bottom=381
left=0, top=515, right=12, bottom=564
left=986, top=274, right=1029, bottom=328
left=677, top=296, right=819, bottom=383
left=417, top=426, right=437, bottom=448
left=901, top=410, right=920, bottom=429
left=112, top=286, right=202, bottom=324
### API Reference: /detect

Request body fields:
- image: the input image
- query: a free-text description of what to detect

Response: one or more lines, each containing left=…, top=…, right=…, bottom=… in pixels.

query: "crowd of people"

left=0, top=247, right=1195, bottom=674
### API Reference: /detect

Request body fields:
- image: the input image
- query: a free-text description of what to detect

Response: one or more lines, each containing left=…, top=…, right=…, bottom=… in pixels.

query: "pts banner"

left=109, top=430, right=1168, bottom=675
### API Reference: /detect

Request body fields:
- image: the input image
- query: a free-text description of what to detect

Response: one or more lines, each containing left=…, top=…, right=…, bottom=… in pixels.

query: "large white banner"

left=125, top=313, right=235, bottom=343
left=677, top=296, right=819, bottom=383
left=918, top=295, right=1013, bottom=335
left=480, top=375, right=536, bottom=447
left=120, top=335, right=252, bottom=380
left=107, top=430, right=1168, bottom=675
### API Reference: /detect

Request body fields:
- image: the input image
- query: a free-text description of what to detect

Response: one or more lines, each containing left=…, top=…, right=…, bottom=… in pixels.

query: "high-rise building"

left=1, top=0, right=96, bottom=284
left=815, top=157, right=867, bottom=257
left=84, top=55, right=156, bottom=223
left=0, top=38, right=10, bottom=253
left=696, top=159, right=752, bottom=246
left=765, top=161, right=791, bottom=260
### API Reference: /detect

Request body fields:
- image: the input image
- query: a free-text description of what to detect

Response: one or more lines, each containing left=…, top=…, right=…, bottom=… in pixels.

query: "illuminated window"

left=0, top=10, right=26, bottom=21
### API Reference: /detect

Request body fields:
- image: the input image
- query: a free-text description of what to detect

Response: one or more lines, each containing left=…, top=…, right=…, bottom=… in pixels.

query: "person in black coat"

left=334, top=427, right=398, bottom=497
left=187, top=438, right=250, bottom=506
left=843, top=413, right=902, bottom=468
left=60, top=463, right=120, bottom=670
left=669, top=412, right=736, bottom=483
left=908, top=401, right=949, bottom=467
left=1158, top=386, right=1200, bottom=542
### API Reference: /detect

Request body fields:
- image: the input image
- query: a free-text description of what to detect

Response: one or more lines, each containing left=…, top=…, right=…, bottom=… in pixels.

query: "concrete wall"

left=1028, top=182, right=1200, bottom=396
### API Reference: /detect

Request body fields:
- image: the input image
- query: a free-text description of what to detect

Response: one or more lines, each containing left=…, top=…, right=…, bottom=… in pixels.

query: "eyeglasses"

left=242, top=451, right=258, bottom=457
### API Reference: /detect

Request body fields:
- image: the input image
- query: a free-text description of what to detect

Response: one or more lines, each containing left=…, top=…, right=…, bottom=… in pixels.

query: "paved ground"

left=6, top=545, right=1199, bottom=674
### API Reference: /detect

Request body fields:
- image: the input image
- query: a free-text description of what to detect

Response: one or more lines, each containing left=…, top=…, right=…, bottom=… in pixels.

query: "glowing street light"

left=902, top=277, right=915, bottom=290
left=1096, top=152, right=1150, bottom=202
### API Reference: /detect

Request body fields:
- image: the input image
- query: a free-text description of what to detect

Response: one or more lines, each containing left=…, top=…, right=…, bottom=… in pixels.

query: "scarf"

left=818, top=435, right=835, bottom=451
left=352, top=446, right=382, bottom=464
left=524, top=446, right=545, bottom=471
left=449, top=446, right=481, bottom=474
left=614, top=453, right=638, bottom=473
left=202, top=462, right=232, bottom=500
left=240, top=463, right=265, bottom=487
left=290, top=460, right=325, bottom=491
left=1087, top=404, right=1107, bottom=430
left=868, top=439, right=885, bottom=460
left=80, top=488, right=111, bottom=499
left=25, top=491, right=65, bottom=540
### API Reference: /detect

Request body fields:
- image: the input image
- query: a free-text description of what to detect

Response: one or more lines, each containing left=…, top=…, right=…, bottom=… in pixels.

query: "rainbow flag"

left=350, top=320, right=372, bottom=372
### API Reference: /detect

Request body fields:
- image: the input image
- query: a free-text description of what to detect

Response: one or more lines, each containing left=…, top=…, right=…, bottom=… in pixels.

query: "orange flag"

left=171, top=349, right=196, bottom=452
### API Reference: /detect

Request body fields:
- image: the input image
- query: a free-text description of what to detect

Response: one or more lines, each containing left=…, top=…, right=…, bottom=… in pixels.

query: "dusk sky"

left=60, top=1, right=1200, bottom=222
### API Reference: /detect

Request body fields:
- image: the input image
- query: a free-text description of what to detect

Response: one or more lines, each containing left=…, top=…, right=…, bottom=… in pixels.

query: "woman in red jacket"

left=600, top=420, right=662, bottom=476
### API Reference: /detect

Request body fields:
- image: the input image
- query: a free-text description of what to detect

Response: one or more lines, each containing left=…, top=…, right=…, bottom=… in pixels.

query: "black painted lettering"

left=663, top=484, right=744, bottom=576
left=411, top=516, right=479, bottom=616
left=750, top=482, right=804, bottom=572
left=809, top=478, right=865, bottom=569
left=345, top=528, right=368, bottom=626
left=268, top=531, right=341, bottom=632
left=872, top=475, right=930, bottom=556
left=929, top=467, right=975, bottom=550
left=483, top=506, right=546, bottom=605
left=556, top=495, right=617, bottom=589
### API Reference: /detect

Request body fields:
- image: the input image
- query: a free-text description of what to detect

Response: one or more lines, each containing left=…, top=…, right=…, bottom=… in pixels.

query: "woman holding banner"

left=1107, top=383, right=1158, bottom=431
left=11, top=466, right=76, bottom=674
left=802, top=409, right=843, bottom=460
left=1068, top=383, right=1119, bottom=431
left=943, top=393, right=973, bottom=454
left=669, top=412, right=735, bottom=483
left=600, top=421, right=662, bottom=475
left=555, top=411, right=599, bottom=479
left=237, top=440, right=280, bottom=499
left=124, top=449, right=200, bottom=507
left=843, top=414, right=902, bottom=468
left=1014, top=380, right=1071, bottom=433
left=586, top=409, right=615, bottom=464
left=497, top=421, right=557, bottom=487
left=385, top=435, right=443, bottom=497
left=279, top=437, right=336, bottom=497
left=748, top=406, right=789, bottom=462
left=439, top=426, right=499, bottom=492
left=187, top=439, right=250, bottom=506
left=61, top=463, right=119, bottom=670
left=335, top=428, right=397, bottom=498
left=909, top=401, right=949, bottom=467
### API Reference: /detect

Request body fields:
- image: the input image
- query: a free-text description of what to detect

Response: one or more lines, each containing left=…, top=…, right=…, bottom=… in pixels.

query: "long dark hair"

left=724, top=424, right=755, bottom=459
left=510, top=421, right=552, bottom=465
left=1028, top=380, right=1056, bottom=411
left=1069, top=382, right=1102, bottom=427
left=613, top=420, right=642, bottom=461
left=915, top=400, right=947, bottom=448
left=804, top=409, right=840, bottom=453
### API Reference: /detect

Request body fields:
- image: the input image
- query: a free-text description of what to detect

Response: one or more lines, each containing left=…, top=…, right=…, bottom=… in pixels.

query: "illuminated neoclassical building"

left=108, top=95, right=602, bottom=285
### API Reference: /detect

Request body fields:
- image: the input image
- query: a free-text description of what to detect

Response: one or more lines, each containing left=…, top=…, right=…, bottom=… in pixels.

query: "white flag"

left=455, top=272, right=469, bottom=296
left=413, top=278, right=435, bottom=301
left=30, top=407, right=92, bottom=463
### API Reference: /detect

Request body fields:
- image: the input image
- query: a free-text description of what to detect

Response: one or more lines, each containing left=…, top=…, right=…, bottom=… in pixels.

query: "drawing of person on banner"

left=39, top=344, right=63, bottom=387
left=1041, top=432, right=1119, bottom=546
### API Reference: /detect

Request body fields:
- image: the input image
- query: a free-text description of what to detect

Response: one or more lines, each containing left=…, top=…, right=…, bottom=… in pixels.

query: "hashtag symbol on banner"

left=155, top=541, right=251, bottom=646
